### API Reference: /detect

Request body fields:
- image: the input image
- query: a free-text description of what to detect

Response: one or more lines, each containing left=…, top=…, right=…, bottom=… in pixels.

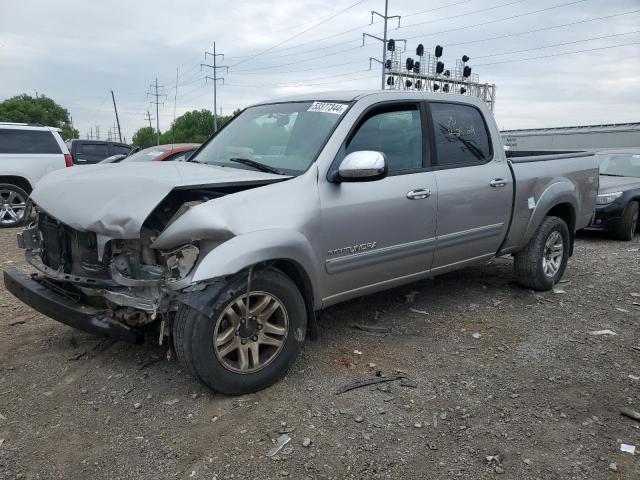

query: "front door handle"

left=406, top=188, right=431, bottom=200
left=489, top=178, right=507, bottom=188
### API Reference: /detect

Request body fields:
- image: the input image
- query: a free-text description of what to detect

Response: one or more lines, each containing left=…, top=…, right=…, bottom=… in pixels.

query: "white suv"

left=0, top=123, right=72, bottom=228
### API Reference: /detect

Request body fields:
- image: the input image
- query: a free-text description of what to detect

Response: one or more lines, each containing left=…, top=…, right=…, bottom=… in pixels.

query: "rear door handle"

left=406, top=188, right=431, bottom=200
left=489, top=178, right=507, bottom=188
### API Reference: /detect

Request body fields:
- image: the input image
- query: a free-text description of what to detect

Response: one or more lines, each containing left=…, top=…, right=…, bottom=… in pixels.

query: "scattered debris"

left=629, top=375, right=640, bottom=381
left=302, top=437, right=311, bottom=447
left=589, top=329, right=617, bottom=336
left=616, top=307, right=630, bottom=313
left=351, top=323, right=391, bottom=335
left=472, top=332, right=482, bottom=339
left=68, top=351, right=87, bottom=361
left=353, top=350, right=362, bottom=355
left=621, top=407, right=640, bottom=423
left=400, top=378, right=417, bottom=388
left=164, top=398, right=180, bottom=406
left=336, top=375, right=406, bottom=394
left=620, top=443, right=636, bottom=454
left=267, top=434, right=291, bottom=457
left=0, top=438, right=4, bottom=448
left=409, top=308, right=428, bottom=315
left=9, top=320, right=26, bottom=326
left=414, top=422, right=422, bottom=428
left=354, top=416, right=364, bottom=423
left=553, top=287, right=566, bottom=294
left=133, top=402, right=141, bottom=409
left=609, top=463, right=618, bottom=472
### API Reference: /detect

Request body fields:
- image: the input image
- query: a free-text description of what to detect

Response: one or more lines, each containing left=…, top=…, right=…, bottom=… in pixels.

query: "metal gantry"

left=201, top=42, right=228, bottom=132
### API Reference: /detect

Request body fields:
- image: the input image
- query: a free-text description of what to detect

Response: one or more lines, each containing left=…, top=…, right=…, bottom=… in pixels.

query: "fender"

left=521, top=181, right=578, bottom=245
left=189, top=229, right=323, bottom=308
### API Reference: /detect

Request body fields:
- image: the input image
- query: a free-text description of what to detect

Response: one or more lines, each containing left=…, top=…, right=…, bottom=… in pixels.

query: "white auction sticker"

left=307, top=102, right=348, bottom=115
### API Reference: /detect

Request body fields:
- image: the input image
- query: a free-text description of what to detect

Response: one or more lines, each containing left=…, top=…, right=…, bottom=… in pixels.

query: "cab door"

left=318, top=102, right=438, bottom=303
left=428, top=101, right=513, bottom=269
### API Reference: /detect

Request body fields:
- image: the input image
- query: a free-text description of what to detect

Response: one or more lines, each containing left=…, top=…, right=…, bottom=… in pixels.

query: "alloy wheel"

left=0, top=188, right=27, bottom=226
left=542, top=230, right=563, bottom=278
left=213, top=291, right=289, bottom=373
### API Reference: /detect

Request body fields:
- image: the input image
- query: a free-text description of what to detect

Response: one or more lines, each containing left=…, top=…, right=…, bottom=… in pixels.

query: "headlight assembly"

left=164, top=244, right=199, bottom=280
left=596, top=191, right=623, bottom=205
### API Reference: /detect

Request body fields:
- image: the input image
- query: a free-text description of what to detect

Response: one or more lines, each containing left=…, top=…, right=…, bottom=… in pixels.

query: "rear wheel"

left=0, top=184, right=29, bottom=228
left=514, top=216, right=570, bottom=291
left=173, top=269, right=307, bottom=395
left=613, top=201, right=639, bottom=241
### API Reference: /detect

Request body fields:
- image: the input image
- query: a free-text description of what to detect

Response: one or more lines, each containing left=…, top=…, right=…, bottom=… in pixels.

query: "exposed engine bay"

left=19, top=182, right=273, bottom=335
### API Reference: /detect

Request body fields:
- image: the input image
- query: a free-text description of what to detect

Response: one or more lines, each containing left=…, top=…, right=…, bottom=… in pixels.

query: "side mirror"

left=338, top=151, right=387, bottom=182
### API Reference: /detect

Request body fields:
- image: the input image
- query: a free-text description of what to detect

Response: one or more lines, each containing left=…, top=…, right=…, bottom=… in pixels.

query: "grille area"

left=38, top=213, right=109, bottom=279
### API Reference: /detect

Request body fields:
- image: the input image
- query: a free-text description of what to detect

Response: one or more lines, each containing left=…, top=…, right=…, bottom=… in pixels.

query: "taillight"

left=64, top=154, right=73, bottom=167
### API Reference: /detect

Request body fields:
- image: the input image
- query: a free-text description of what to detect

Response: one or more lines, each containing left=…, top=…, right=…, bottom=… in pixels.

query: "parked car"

left=0, top=122, right=72, bottom=228
left=4, top=91, right=599, bottom=395
left=65, top=139, right=132, bottom=165
left=118, top=144, right=200, bottom=163
left=98, top=154, right=127, bottom=164
left=585, top=149, right=640, bottom=240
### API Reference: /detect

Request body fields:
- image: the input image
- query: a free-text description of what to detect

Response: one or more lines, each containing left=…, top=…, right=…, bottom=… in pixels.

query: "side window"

left=113, top=145, right=131, bottom=155
left=76, top=143, right=110, bottom=163
left=0, top=129, right=61, bottom=154
left=430, top=103, right=492, bottom=167
left=346, top=105, right=423, bottom=174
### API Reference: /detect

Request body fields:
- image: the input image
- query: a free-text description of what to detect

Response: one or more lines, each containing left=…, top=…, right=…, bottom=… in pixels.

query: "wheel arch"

left=0, top=176, right=33, bottom=193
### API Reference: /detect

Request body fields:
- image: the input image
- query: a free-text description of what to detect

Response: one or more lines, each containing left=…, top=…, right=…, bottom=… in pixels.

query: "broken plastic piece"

left=267, top=434, right=291, bottom=457
left=336, top=375, right=406, bottom=394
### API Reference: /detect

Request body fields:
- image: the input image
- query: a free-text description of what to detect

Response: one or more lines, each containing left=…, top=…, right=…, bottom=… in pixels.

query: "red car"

left=102, top=144, right=200, bottom=164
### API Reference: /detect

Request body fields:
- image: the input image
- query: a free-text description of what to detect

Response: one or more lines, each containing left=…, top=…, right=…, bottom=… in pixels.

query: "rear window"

left=0, top=129, right=61, bottom=154
left=430, top=103, right=492, bottom=167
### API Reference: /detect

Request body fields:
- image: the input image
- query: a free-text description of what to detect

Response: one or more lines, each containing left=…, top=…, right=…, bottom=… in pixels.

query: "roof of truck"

left=254, top=90, right=485, bottom=107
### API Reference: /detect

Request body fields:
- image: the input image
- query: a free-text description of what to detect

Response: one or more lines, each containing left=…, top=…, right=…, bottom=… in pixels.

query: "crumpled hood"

left=598, top=175, right=640, bottom=194
left=31, top=162, right=285, bottom=238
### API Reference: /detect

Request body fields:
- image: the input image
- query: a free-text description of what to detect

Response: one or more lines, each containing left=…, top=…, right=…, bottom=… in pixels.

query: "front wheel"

left=613, top=201, right=639, bottom=241
left=173, top=269, right=307, bottom=395
left=514, top=216, right=570, bottom=291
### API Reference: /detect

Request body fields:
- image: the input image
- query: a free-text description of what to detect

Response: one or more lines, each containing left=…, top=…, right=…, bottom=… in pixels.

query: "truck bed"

left=499, top=150, right=598, bottom=254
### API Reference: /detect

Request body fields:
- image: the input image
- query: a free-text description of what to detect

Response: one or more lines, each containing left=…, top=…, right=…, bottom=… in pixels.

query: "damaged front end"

left=14, top=188, right=239, bottom=343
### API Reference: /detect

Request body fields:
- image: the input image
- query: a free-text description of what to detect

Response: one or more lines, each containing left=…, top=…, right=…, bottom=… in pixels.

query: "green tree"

left=160, top=108, right=241, bottom=144
left=132, top=127, right=157, bottom=149
left=0, top=94, right=79, bottom=139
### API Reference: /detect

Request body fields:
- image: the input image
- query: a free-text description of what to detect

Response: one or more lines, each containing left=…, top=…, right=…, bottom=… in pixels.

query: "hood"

left=598, top=175, right=640, bottom=194
left=32, top=162, right=285, bottom=238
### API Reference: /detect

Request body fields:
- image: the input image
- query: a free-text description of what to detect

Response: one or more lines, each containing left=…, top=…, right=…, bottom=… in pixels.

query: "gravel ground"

left=1, top=226, right=639, bottom=479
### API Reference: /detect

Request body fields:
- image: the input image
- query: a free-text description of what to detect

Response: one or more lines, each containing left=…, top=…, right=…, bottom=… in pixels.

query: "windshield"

left=597, top=153, right=640, bottom=177
left=121, top=145, right=172, bottom=163
left=191, top=101, right=349, bottom=175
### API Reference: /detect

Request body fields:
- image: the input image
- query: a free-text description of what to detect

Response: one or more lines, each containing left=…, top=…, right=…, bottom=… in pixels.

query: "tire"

left=514, top=216, right=570, bottom=291
left=613, top=201, right=639, bottom=241
left=0, top=183, right=30, bottom=228
left=174, top=269, right=307, bottom=395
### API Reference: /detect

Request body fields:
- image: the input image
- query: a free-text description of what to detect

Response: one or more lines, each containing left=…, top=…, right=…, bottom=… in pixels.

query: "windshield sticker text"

left=307, top=102, right=348, bottom=115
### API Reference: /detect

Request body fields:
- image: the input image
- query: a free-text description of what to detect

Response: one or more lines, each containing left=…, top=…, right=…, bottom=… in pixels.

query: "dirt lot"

left=0, top=226, right=639, bottom=480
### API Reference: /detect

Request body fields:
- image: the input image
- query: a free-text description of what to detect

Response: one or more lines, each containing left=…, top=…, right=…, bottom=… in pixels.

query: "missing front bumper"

left=3, top=267, right=144, bottom=344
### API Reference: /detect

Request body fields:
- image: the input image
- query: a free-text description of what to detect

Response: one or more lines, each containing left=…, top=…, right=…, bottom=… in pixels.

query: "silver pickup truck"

left=4, top=91, right=598, bottom=394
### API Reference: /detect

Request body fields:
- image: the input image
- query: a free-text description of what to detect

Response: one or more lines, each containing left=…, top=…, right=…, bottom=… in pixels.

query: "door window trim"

left=328, top=100, right=432, bottom=181
left=425, top=100, right=494, bottom=171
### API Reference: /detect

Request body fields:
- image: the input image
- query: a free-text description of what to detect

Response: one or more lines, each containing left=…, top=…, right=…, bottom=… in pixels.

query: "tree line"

left=0, top=93, right=240, bottom=148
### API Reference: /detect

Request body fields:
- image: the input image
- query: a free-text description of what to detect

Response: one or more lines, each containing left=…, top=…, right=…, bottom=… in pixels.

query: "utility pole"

left=95, top=125, right=100, bottom=140
left=147, top=78, right=166, bottom=145
left=110, top=90, right=123, bottom=143
left=201, top=42, right=228, bottom=132
left=145, top=111, right=154, bottom=130
left=363, top=0, right=401, bottom=89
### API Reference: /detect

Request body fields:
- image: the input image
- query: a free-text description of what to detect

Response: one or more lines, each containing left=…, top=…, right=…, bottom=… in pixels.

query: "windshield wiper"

left=228, top=157, right=285, bottom=175
left=600, top=173, right=625, bottom=177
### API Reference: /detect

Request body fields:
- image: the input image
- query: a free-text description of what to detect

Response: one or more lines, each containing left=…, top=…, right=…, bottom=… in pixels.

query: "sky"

left=0, top=0, right=638, bottom=141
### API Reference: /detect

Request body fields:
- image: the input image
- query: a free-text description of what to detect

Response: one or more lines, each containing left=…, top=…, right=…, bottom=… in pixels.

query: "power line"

left=364, top=0, right=401, bottom=89
left=201, top=42, right=227, bottom=132
left=472, top=30, right=640, bottom=59
left=443, top=8, right=640, bottom=47
left=147, top=78, right=167, bottom=145
left=228, top=0, right=367, bottom=68
left=473, top=41, right=640, bottom=66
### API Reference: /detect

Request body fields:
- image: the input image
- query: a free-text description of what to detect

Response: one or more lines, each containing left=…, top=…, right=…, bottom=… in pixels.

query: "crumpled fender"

left=522, top=181, right=578, bottom=244
left=189, top=229, right=322, bottom=307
